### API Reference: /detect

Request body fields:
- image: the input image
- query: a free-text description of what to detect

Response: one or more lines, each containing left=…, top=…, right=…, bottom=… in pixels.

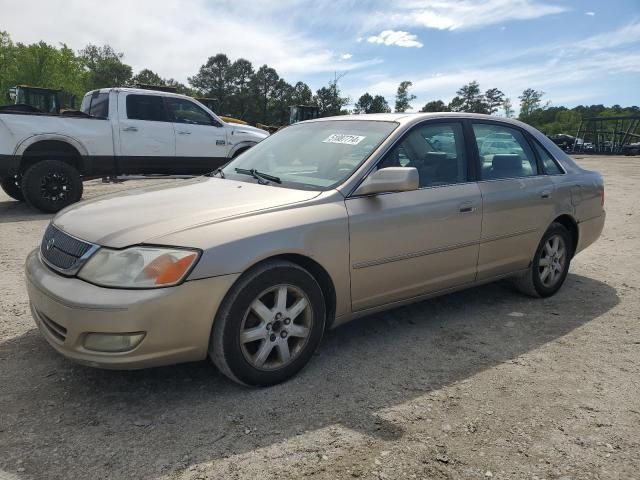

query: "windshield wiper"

left=234, top=168, right=281, bottom=184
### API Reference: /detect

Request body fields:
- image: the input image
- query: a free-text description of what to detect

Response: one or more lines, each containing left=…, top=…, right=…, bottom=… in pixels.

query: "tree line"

left=1, top=31, right=637, bottom=134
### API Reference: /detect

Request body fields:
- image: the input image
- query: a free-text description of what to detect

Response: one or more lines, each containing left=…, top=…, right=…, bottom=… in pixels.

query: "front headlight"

left=78, top=246, right=200, bottom=289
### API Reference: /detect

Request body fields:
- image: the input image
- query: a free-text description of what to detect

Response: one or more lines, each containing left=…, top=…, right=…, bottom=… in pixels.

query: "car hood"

left=228, top=123, right=270, bottom=137
left=53, top=177, right=320, bottom=248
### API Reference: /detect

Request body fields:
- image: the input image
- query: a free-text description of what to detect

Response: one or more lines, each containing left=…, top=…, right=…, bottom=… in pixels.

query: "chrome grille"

left=40, top=224, right=95, bottom=274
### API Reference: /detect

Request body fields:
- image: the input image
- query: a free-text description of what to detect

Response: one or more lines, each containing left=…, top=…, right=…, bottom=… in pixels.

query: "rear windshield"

left=80, top=92, right=109, bottom=118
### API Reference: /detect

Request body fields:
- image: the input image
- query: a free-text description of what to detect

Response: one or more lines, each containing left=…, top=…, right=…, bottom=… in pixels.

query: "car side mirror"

left=353, top=167, right=419, bottom=196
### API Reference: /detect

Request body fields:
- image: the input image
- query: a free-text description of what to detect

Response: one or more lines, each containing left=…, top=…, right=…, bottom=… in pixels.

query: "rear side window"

left=531, top=139, right=564, bottom=174
left=81, top=92, right=109, bottom=118
left=472, top=123, right=539, bottom=180
left=126, top=95, right=168, bottom=122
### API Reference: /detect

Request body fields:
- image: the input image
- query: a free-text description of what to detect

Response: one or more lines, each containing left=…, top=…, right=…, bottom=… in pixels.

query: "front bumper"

left=25, top=249, right=239, bottom=369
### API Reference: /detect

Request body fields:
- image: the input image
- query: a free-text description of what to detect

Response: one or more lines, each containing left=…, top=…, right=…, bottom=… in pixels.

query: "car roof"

left=86, top=87, right=191, bottom=100
left=310, top=112, right=534, bottom=129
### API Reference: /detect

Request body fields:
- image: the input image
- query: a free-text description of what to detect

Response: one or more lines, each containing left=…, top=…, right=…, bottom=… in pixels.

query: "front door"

left=346, top=121, right=482, bottom=312
left=471, top=121, right=557, bottom=279
left=166, top=97, right=228, bottom=174
left=117, top=93, right=175, bottom=174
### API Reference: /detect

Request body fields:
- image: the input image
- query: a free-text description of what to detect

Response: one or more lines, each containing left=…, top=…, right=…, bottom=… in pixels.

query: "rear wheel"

left=210, top=260, right=326, bottom=386
left=1, top=174, right=24, bottom=201
left=514, top=222, right=572, bottom=298
left=21, top=160, right=83, bottom=213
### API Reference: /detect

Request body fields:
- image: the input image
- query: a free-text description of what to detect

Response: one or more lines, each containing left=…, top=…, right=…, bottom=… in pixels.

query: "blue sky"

left=2, top=0, right=639, bottom=112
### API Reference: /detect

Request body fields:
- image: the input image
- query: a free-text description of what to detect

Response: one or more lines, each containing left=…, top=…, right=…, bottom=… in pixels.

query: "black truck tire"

left=21, top=160, right=83, bottom=213
left=1, top=175, right=25, bottom=201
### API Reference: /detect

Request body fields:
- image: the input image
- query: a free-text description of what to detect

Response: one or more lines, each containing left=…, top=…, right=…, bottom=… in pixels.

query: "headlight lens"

left=78, top=246, right=199, bottom=288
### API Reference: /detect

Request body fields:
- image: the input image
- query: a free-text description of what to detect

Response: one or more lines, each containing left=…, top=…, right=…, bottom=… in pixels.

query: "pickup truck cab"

left=0, top=88, right=269, bottom=212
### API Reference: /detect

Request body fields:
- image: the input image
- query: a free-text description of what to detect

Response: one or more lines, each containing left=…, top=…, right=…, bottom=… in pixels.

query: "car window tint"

left=378, top=122, right=467, bottom=188
left=167, top=98, right=215, bottom=126
left=531, top=138, right=563, bottom=174
left=126, top=95, right=168, bottom=122
left=472, top=123, right=538, bottom=180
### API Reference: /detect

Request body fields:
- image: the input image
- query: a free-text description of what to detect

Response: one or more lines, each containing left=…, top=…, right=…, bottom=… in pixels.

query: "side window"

left=377, top=122, right=468, bottom=188
left=472, top=123, right=538, bottom=180
left=81, top=92, right=109, bottom=118
left=167, top=98, right=215, bottom=126
left=126, top=95, right=168, bottom=122
left=531, top=139, right=563, bottom=174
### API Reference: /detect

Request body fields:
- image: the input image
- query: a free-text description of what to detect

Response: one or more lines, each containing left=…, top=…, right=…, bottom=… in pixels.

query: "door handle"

left=178, top=131, right=192, bottom=135
left=459, top=201, right=476, bottom=213
left=540, top=189, right=552, bottom=199
left=122, top=126, right=138, bottom=132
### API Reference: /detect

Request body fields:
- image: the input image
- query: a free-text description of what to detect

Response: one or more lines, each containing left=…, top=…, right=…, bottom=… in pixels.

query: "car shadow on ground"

left=0, top=274, right=619, bottom=479
left=0, top=200, right=52, bottom=224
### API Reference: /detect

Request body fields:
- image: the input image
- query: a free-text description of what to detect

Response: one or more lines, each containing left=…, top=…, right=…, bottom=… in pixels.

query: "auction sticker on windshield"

left=323, top=134, right=366, bottom=145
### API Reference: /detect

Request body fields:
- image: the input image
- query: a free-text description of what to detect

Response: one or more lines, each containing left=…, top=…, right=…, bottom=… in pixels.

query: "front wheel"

left=210, top=260, right=326, bottom=386
left=21, top=160, right=83, bottom=213
left=514, top=222, right=572, bottom=298
left=1, top=174, right=24, bottom=201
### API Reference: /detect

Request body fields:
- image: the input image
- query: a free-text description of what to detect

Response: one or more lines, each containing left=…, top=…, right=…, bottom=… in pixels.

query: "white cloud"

left=367, top=0, right=566, bottom=31
left=585, top=11, right=596, bottom=16
left=574, top=19, right=640, bottom=50
left=367, top=30, right=423, bottom=48
left=0, top=0, right=377, bottom=83
left=341, top=53, right=353, bottom=60
left=349, top=51, right=640, bottom=111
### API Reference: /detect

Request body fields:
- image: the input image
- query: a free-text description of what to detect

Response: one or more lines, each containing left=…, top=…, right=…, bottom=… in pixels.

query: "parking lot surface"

left=1, top=156, right=638, bottom=479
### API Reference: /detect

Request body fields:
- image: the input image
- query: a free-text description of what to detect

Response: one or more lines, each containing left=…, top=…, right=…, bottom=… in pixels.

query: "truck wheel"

left=21, top=160, right=83, bottom=213
left=1, top=175, right=25, bottom=201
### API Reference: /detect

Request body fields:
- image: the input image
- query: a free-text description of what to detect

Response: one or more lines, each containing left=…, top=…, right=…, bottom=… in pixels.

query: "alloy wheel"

left=538, top=234, right=567, bottom=288
left=239, top=284, right=313, bottom=371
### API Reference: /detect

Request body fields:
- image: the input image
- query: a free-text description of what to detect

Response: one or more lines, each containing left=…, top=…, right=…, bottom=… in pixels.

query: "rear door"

left=471, top=121, right=556, bottom=280
left=346, top=121, right=482, bottom=312
left=166, top=97, right=228, bottom=174
left=117, top=93, right=175, bottom=174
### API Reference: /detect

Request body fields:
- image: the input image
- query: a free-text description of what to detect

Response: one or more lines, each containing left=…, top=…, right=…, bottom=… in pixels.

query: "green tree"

left=518, top=88, right=545, bottom=121
left=484, top=87, right=505, bottom=115
left=314, top=79, right=349, bottom=116
left=250, top=65, right=280, bottom=123
left=131, top=68, right=166, bottom=86
left=448, top=81, right=488, bottom=113
left=290, top=81, right=313, bottom=105
left=394, top=80, right=416, bottom=112
left=420, top=100, right=449, bottom=112
left=78, top=44, right=132, bottom=90
left=502, top=97, right=514, bottom=118
left=227, top=58, right=254, bottom=118
left=354, top=93, right=390, bottom=113
left=189, top=54, right=233, bottom=112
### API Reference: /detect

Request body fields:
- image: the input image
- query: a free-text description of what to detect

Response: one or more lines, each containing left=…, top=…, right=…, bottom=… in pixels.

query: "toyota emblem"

left=46, top=238, right=55, bottom=251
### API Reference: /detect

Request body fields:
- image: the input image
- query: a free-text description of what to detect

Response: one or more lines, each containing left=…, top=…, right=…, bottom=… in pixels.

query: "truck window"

left=166, top=98, right=217, bottom=126
left=80, top=92, right=109, bottom=118
left=126, top=95, right=169, bottom=122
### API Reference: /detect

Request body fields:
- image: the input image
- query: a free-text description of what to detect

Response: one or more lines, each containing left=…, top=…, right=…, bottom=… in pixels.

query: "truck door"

left=165, top=97, right=229, bottom=174
left=117, top=93, right=176, bottom=174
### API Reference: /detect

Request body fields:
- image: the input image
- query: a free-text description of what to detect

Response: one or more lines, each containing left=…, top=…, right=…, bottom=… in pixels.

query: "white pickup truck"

left=0, top=88, right=269, bottom=212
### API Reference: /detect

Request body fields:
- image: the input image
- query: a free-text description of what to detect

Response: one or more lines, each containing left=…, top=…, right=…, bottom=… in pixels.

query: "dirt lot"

left=0, top=156, right=638, bottom=480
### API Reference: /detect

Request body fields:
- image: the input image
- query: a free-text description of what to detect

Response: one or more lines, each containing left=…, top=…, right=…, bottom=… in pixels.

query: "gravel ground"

left=0, top=157, right=638, bottom=480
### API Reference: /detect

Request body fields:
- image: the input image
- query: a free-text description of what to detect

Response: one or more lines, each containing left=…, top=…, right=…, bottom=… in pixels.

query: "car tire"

left=210, top=260, right=326, bottom=387
left=21, top=160, right=83, bottom=213
left=514, top=222, right=572, bottom=298
left=1, top=174, right=25, bottom=201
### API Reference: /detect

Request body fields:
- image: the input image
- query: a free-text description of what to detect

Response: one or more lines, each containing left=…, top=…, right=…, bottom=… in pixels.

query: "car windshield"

left=222, top=120, right=398, bottom=190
